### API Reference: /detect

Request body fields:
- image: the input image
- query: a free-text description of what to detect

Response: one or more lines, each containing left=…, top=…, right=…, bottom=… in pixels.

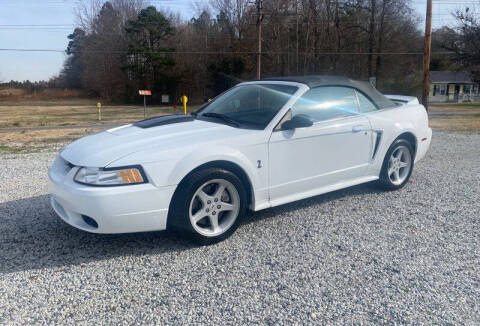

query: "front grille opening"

left=81, top=215, right=99, bottom=229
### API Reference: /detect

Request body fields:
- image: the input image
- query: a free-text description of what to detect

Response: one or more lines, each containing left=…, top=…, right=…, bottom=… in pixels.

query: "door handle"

left=352, top=125, right=363, bottom=133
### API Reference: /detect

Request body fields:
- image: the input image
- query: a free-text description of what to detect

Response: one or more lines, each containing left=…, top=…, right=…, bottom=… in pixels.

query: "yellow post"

left=97, top=102, right=102, bottom=121
left=181, top=94, right=188, bottom=115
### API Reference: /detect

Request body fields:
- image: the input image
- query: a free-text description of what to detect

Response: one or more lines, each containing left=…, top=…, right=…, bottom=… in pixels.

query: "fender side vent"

left=135, top=115, right=194, bottom=129
left=372, top=131, right=383, bottom=159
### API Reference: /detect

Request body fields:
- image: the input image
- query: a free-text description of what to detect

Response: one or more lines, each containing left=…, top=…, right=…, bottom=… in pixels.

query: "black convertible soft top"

left=262, top=75, right=396, bottom=109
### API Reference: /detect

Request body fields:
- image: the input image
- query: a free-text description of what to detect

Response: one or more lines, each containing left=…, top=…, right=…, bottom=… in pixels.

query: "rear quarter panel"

left=365, top=103, right=431, bottom=176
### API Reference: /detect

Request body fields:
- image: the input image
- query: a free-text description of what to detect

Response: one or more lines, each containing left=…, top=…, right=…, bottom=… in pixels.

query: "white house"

left=429, top=71, right=480, bottom=103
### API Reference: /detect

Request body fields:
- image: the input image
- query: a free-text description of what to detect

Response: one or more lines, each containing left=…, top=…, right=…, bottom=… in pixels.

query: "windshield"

left=196, top=84, right=298, bottom=129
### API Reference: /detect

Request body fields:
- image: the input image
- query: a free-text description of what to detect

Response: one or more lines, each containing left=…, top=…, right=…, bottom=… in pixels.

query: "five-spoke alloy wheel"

left=387, top=145, right=412, bottom=186
left=379, top=139, right=414, bottom=190
left=189, top=179, right=240, bottom=237
left=168, top=168, right=247, bottom=243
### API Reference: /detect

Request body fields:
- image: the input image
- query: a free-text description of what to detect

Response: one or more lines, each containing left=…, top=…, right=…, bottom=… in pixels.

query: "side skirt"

left=254, top=176, right=379, bottom=210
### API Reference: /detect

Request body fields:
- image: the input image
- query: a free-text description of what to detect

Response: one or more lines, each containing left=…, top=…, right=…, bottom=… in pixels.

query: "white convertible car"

left=49, top=76, right=432, bottom=242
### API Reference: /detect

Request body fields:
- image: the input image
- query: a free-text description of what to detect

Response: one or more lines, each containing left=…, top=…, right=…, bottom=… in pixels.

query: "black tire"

left=167, top=168, right=247, bottom=244
left=378, top=139, right=415, bottom=191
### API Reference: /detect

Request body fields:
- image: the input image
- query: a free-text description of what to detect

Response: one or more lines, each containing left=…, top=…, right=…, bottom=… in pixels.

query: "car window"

left=198, top=84, right=298, bottom=129
left=356, top=90, right=378, bottom=113
left=291, top=86, right=358, bottom=122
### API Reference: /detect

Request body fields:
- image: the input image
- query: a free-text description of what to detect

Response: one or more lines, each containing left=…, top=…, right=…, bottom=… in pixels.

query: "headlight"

left=74, top=166, right=147, bottom=186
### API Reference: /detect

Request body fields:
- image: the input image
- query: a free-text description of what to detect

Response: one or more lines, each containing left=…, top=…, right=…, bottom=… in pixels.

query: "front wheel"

left=378, top=139, right=414, bottom=190
left=167, top=168, right=247, bottom=244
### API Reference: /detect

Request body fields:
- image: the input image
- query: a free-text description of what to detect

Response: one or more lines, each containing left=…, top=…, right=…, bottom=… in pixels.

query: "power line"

left=0, top=24, right=74, bottom=26
left=0, top=48, right=469, bottom=55
left=0, top=28, right=73, bottom=30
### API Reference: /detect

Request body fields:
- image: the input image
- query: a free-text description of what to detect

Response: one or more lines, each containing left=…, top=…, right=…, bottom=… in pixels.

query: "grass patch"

left=430, top=116, right=480, bottom=132
left=0, top=103, right=199, bottom=129
left=432, top=102, right=480, bottom=107
left=0, top=128, right=94, bottom=144
left=0, top=143, right=49, bottom=154
left=429, top=102, right=480, bottom=132
left=430, top=102, right=480, bottom=111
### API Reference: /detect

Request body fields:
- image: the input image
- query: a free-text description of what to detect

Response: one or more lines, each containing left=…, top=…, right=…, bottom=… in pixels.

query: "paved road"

left=0, top=132, right=479, bottom=324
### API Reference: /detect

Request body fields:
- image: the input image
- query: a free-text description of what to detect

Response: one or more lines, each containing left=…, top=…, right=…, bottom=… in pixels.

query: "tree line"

left=38, top=0, right=480, bottom=103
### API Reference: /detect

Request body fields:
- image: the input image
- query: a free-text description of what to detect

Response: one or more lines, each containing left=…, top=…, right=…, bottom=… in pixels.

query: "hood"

left=60, top=119, right=249, bottom=167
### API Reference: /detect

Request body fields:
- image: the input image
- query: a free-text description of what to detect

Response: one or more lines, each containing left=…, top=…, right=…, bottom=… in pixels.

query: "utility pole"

left=422, top=0, right=433, bottom=111
left=256, top=0, right=263, bottom=79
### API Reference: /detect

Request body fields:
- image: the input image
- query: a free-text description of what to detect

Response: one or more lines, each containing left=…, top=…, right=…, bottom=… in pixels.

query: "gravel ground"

left=0, top=131, right=479, bottom=325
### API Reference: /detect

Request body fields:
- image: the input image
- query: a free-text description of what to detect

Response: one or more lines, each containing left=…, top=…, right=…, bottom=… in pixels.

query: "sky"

left=0, top=0, right=469, bottom=82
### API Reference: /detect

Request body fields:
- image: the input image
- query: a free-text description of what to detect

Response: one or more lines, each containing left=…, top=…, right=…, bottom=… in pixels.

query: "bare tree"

left=75, top=0, right=147, bottom=31
left=59, top=0, right=424, bottom=101
left=442, top=6, right=480, bottom=68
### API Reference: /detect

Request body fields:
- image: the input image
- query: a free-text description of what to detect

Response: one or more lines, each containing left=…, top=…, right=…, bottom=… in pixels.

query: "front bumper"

left=48, top=157, right=176, bottom=234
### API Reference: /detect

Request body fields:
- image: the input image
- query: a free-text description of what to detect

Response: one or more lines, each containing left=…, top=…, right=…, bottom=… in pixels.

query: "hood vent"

left=134, top=115, right=195, bottom=129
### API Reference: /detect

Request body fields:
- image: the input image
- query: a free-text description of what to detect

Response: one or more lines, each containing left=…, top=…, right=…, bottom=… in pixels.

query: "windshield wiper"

left=201, top=112, right=240, bottom=127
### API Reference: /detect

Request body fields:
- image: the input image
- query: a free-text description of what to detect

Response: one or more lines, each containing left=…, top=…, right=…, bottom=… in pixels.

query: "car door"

left=268, top=86, right=373, bottom=203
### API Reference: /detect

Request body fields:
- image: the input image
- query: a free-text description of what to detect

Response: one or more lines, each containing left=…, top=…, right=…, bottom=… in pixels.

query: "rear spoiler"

left=385, top=95, right=419, bottom=105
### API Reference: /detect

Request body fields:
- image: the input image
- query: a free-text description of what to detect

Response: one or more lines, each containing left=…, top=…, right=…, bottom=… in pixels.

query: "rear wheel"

left=167, top=168, right=247, bottom=244
left=378, top=139, right=414, bottom=190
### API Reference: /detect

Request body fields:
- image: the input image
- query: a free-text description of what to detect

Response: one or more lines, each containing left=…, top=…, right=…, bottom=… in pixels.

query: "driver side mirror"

left=281, top=114, right=313, bottom=130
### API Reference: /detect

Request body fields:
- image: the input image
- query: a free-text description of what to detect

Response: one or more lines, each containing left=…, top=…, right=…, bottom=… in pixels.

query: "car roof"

left=262, top=75, right=354, bottom=87
left=261, top=75, right=396, bottom=109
